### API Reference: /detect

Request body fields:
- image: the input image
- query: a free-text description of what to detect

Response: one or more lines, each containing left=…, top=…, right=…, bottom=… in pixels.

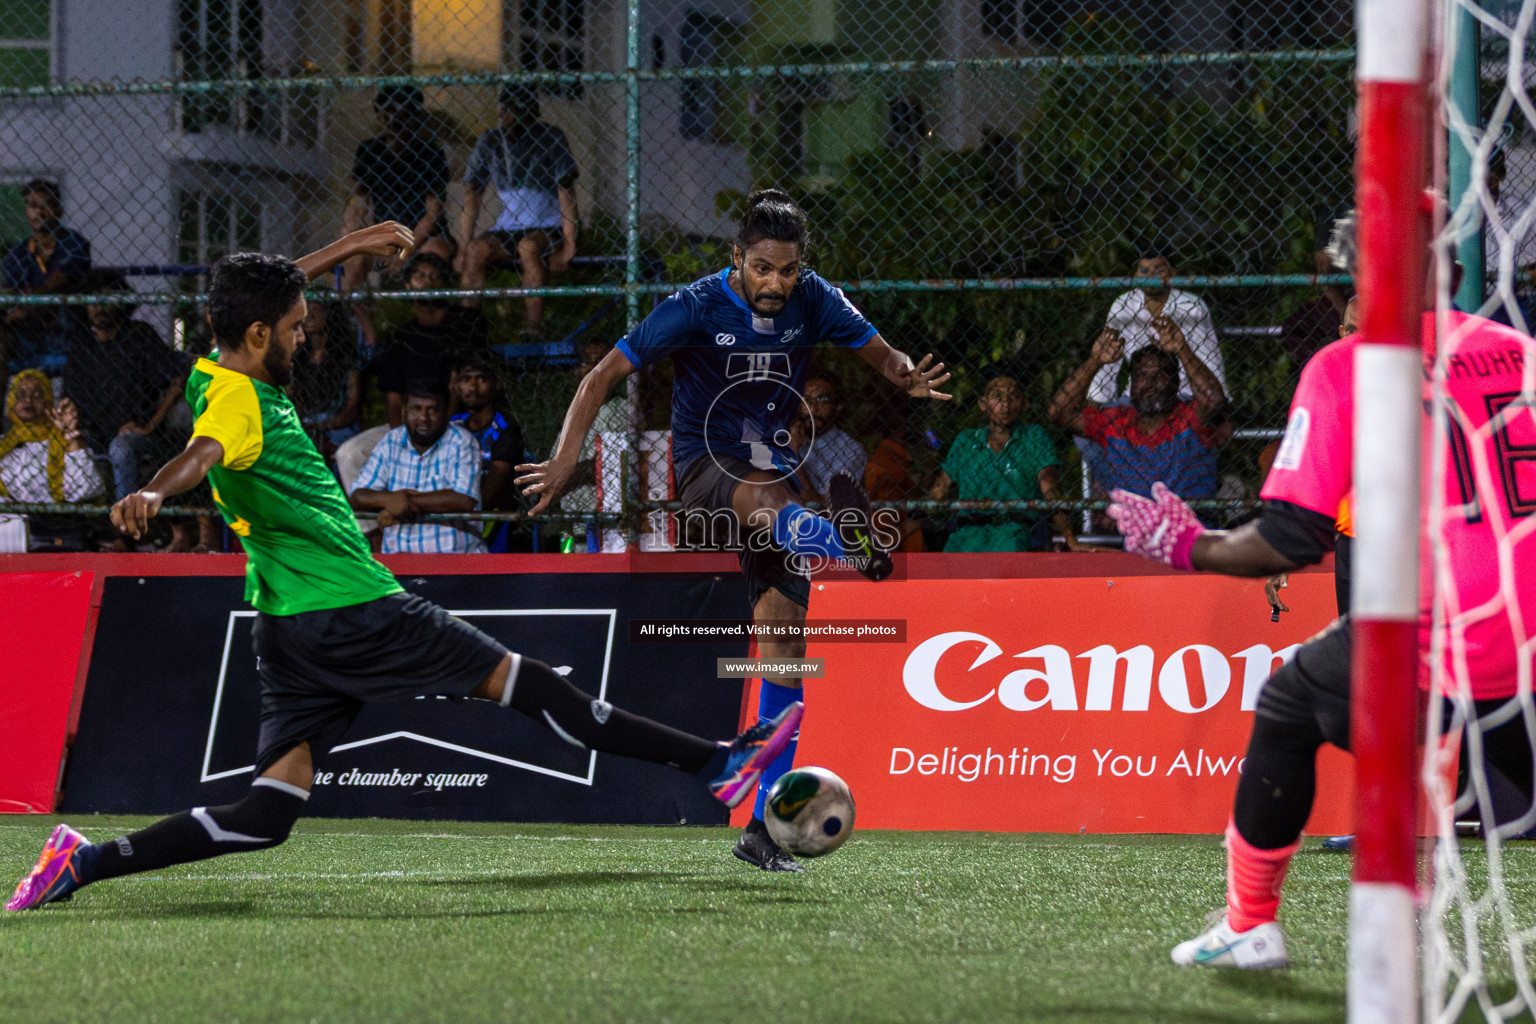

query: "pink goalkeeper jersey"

left=1262, top=311, right=1535, bottom=699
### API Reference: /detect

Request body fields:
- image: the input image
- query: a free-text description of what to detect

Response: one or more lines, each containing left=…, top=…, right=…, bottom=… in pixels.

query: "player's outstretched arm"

left=856, top=335, right=951, bottom=400
left=110, top=436, right=224, bottom=539
left=516, top=346, right=638, bottom=515
left=295, top=222, right=416, bottom=282
left=1106, top=483, right=1302, bottom=577
left=1190, top=522, right=1299, bottom=577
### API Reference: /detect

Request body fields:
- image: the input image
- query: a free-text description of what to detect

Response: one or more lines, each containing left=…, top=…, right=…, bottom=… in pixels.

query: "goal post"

left=1351, top=1, right=1432, bottom=1021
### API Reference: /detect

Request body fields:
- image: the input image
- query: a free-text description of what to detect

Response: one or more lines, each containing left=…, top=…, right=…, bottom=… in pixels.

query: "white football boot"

left=1171, top=911, right=1289, bottom=969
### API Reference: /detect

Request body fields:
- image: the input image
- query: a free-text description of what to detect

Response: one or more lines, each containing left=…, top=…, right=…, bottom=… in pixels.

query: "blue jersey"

left=616, top=267, right=878, bottom=473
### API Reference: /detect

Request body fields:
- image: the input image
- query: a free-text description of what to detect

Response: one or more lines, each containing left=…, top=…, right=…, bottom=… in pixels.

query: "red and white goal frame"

left=1352, top=0, right=1431, bottom=1021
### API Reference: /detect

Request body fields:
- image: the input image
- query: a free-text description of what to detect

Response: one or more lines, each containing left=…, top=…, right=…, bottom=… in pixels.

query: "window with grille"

left=177, top=189, right=264, bottom=289
left=0, top=185, right=32, bottom=252
left=518, top=0, right=584, bottom=99
left=982, top=0, right=1074, bottom=46
left=0, top=0, right=51, bottom=89
left=680, top=12, right=734, bottom=142
left=980, top=0, right=1017, bottom=42
left=175, top=0, right=265, bottom=134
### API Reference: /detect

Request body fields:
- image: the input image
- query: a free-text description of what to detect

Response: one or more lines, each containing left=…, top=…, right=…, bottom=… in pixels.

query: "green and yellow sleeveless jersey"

left=188, top=357, right=401, bottom=615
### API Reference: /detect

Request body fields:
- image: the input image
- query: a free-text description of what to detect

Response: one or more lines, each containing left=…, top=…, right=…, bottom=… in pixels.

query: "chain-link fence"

left=0, top=0, right=1416, bottom=552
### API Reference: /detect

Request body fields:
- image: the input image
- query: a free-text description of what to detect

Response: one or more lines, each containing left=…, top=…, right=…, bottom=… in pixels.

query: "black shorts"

left=486, top=226, right=563, bottom=260
left=676, top=453, right=810, bottom=610
left=250, top=591, right=507, bottom=775
left=1254, top=615, right=1353, bottom=750
left=1334, top=532, right=1352, bottom=618
left=1256, top=612, right=1535, bottom=808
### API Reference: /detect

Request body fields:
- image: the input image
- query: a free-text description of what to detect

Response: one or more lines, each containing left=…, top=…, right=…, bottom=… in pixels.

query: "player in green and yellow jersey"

left=7, top=225, right=802, bottom=911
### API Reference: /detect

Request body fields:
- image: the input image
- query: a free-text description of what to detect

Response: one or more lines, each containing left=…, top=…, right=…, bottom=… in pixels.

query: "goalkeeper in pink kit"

left=1109, top=211, right=1536, bottom=969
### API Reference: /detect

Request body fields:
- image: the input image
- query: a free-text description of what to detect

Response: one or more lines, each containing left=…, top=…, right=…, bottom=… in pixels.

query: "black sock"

left=1474, top=696, right=1536, bottom=806
left=1232, top=711, right=1325, bottom=849
left=508, top=656, right=720, bottom=773
left=87, top=782, right=307, bottom=883
left=698, top=745, right=730, bottom=780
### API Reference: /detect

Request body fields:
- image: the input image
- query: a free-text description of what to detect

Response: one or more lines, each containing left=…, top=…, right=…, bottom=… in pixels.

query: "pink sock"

left=1225, top=820, right=1300, bottom=932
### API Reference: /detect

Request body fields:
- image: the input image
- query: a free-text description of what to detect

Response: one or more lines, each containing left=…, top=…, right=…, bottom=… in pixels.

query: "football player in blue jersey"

left=517, top=188, right=950, bottom=871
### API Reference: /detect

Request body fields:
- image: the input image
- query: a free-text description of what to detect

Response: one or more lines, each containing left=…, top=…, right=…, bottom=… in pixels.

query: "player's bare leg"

left=459, top=235, right=507, bottom=309
left=515, top=230, right=551, bottom=333
left=261, top=742, right=316, bottom=792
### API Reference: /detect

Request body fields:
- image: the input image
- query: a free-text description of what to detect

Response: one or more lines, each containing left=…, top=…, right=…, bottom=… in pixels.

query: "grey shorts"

left=676, top=453, right=810, bottom=610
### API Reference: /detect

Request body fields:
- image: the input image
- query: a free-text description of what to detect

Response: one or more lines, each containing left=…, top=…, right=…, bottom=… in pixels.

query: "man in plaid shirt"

left=348, top=380, right=485, bottom=553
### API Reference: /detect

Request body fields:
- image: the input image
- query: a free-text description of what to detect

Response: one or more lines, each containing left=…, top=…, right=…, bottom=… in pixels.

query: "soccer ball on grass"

left=764, top=766, right=855, bottom=857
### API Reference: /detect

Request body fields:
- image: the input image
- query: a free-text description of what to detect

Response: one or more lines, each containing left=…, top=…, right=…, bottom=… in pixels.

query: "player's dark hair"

left=454, top=352, right=499, bottom=378
left=23, top=177, right=61, bottom=208
left=1129, top=346, right=1179, bottom=381
left=982, top=372, right=1022, bottom=391
left=498, top=84, right=539, bottom=119
left=23, top=178, right=62, bottom=210
left=404, top=377, right=450, bottom=406
left=737, top=188, right=808, bottom=252
left=403, top=251, right=455, bottom=287
left=82, top=270, right=138, bottom=318
left=806, top=370, right=842, bottom=397
left=207, top=252, right=307, bottom=352
left=375, top=85, right=424, bottom=111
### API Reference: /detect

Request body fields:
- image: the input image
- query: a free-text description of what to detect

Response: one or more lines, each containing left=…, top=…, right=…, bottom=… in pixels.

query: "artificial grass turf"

left=0, top=818, right=1507, bottom=1023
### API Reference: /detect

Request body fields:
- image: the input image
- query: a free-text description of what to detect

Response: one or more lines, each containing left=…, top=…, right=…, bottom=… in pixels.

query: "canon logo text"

left=902, top=631, right=1300, bottom=714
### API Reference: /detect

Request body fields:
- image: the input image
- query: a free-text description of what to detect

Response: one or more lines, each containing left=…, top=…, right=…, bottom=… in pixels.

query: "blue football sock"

left=752, top=680, right=804, bottom=821
left=771, top=503, right=845, bottom=560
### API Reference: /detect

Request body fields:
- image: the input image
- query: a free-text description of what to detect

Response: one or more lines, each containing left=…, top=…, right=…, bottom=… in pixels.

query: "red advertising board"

left=0, top=553, right=1353, bottom=832
left=0, top=571, right=94, bottom=813
left=739, top=573, right=1353, bottom=834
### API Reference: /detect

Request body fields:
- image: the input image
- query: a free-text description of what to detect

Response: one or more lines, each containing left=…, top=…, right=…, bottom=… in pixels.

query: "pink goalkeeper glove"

left=1106, top=482, right=1205, bottom=571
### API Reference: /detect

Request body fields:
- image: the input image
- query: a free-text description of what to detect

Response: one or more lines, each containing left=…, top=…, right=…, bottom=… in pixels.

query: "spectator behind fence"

left=64, top=279, right=189, bottom=501
left=862, top=391, right=928, bottom=553
left=557, top=340, right=629, bottom=546
left=1089, top=253, right=1226, bottom=404
left=371, top=253, right=489, bottom=428
left=1051, top=323, right=1229, bottom=509
left=1, top=179, right=92, bottom=379
left=930, top=375, right=1083, bottom=552
left=449, top=354, right=526, bottom=551
left=0, top=370, right=104, bottom=548
left=289, top=296, right=362, bottom=456
left=342, top=86, right=454, bottom=348
left=1339, top=294, right=1359, bottom=340
left=348, top=379, right=485, bottom=553
left=456, top=85, right=579, bottom=337
left=792, top=372, right=866, bottom=506
left=1280, top=215, right=1352, bottom=366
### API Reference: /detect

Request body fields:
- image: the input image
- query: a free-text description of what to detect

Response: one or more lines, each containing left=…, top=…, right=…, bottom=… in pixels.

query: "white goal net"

left=1423, top=1, right=1536, bottom=1020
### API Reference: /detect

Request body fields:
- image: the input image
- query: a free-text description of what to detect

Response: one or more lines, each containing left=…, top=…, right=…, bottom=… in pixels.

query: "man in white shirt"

left=1089, top=255, right=1226, bottom=404
left=792, top=372, right=867, bottom=506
